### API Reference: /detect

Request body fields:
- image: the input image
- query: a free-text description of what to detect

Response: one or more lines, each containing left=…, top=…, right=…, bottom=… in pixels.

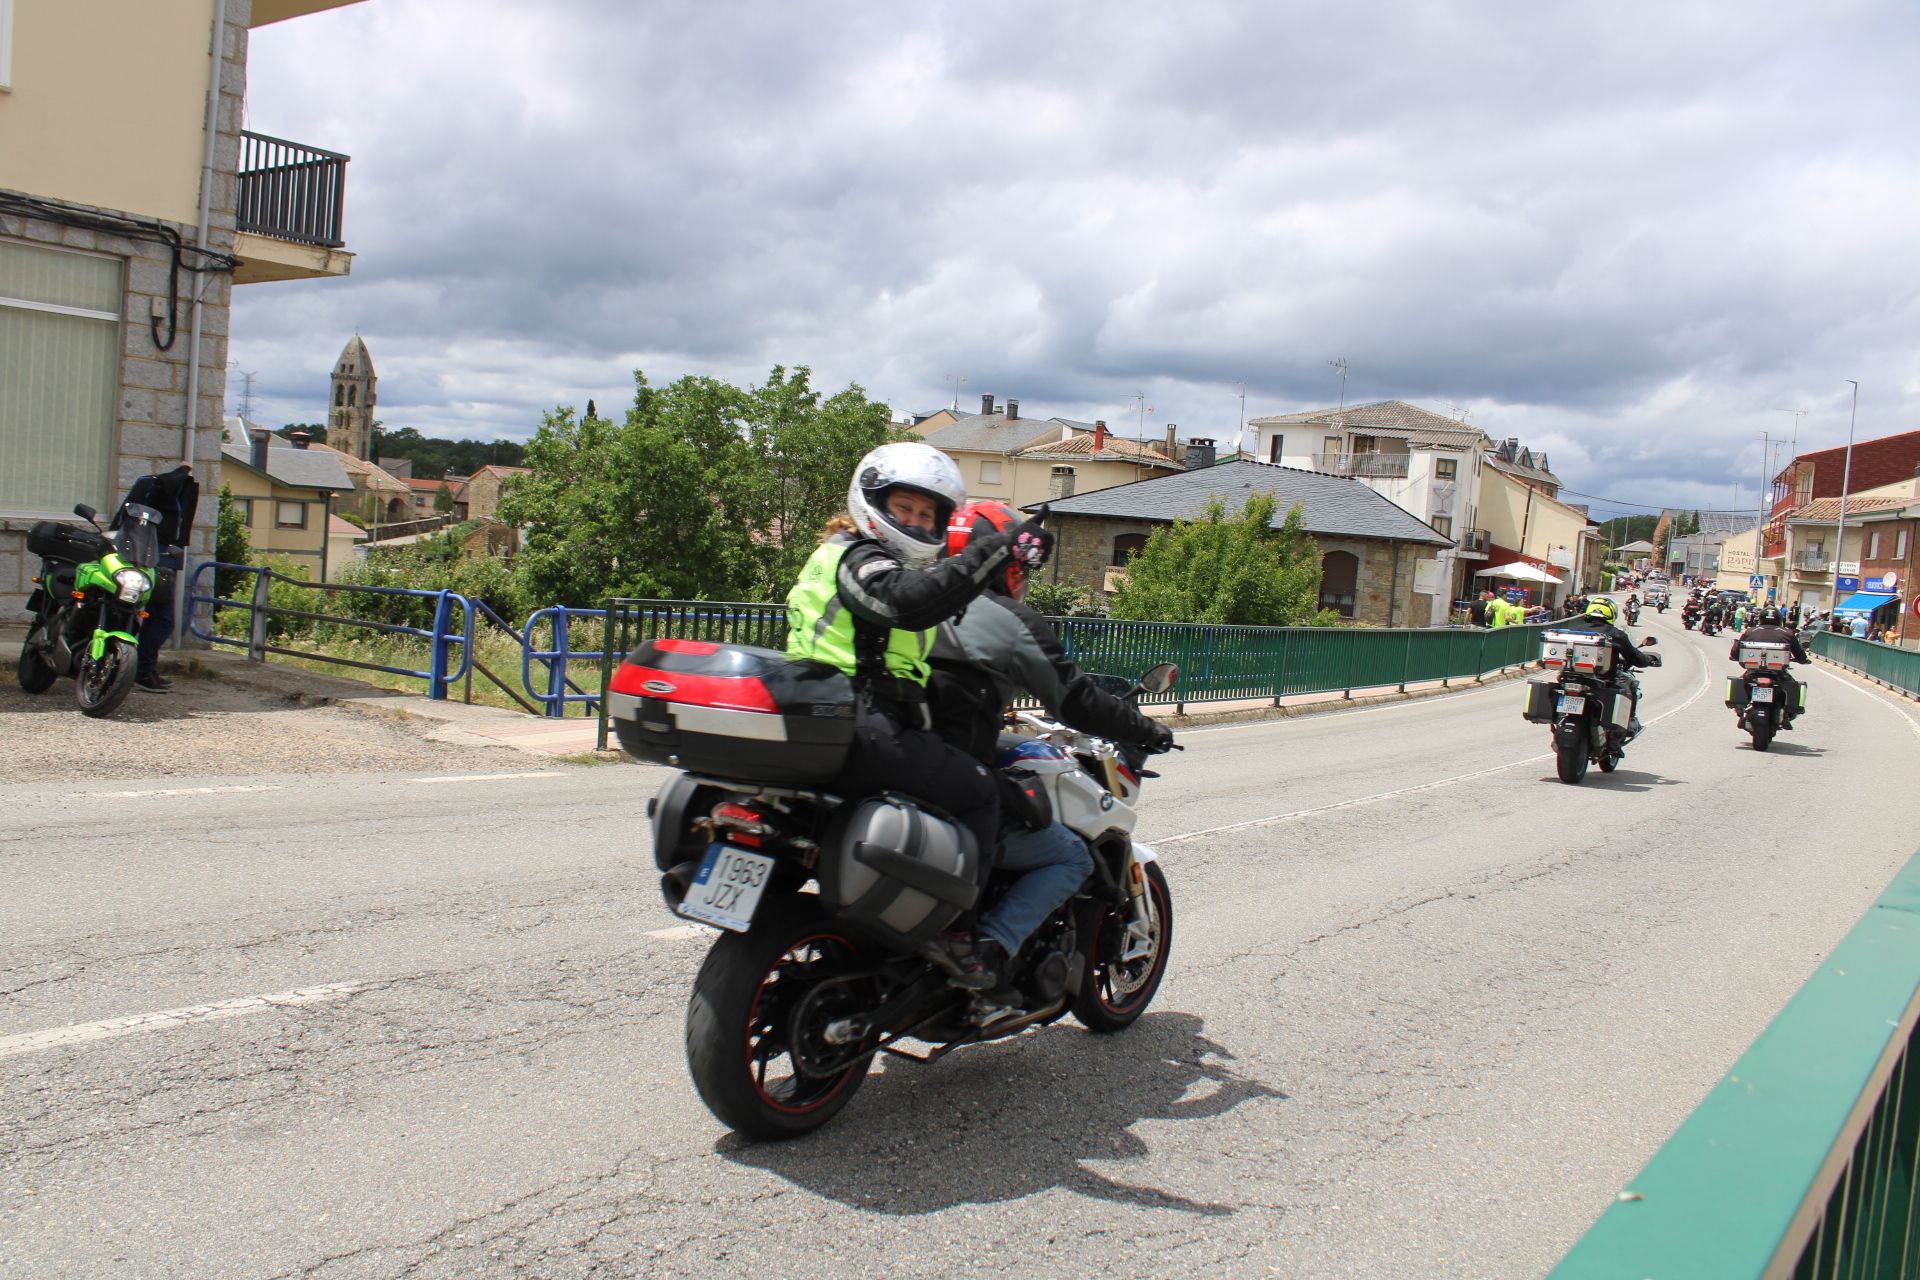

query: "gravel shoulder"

left=0, top=653, right=531, bottom=784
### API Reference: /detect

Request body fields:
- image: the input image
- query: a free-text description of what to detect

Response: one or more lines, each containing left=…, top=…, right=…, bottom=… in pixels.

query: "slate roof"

left=922, top=412, right=1077, bottom=455
left=1026, top=459, right=1451, bottom=545
left=1015, top=433, right=1182, bottom=466
left=220, top=441, right=353, bottom=493
left=1246, top=400, right=1486, bottom=448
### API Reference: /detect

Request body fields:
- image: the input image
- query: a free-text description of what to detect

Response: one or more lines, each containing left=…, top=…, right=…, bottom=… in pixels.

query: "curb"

left=1149, top=662, right=1540, bottom=730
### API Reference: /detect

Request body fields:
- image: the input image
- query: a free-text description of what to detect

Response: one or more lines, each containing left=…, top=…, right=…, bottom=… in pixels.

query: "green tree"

left=1108, top=493, right=1333, bottom=626
left=214, top=483, right=251, bottom=598
left=433, top=480, right=454, bottom=513
left=1024, top=577, right=1105, bottom=618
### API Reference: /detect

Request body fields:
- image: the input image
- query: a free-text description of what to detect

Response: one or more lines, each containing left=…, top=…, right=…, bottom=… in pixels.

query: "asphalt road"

left=4, top=609, right=1918, bottom=1278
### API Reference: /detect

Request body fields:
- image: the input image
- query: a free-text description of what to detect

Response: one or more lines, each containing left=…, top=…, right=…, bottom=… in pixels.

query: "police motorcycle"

left=610, top=639, right=1179, bottom=1140
left=17, top=502, right=161, bottom=717
left=1522, top=628, right=1661, bottom=784
left=1726, top=640, right=1802, bottom=752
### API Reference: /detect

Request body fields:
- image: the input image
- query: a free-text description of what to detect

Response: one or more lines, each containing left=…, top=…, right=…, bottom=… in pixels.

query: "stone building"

left=326, top=335, right=377, bottom=459
left=1032, top=460, right=1451, bottom=627
left=0, top=0, right=364, bottom=621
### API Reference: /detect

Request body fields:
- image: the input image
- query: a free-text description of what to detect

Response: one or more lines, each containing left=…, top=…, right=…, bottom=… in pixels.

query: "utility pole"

left=1236, top=382, right=1246, bottom=458
left=1755, top=431, right=1773, bottom=602
left=1831, top=381, right=1859, bottom=615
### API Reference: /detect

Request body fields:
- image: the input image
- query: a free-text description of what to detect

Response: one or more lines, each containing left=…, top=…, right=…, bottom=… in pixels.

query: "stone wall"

left=0, top=2, right=248, bottom=626
left=1047, top=515, right=1439, bottom=627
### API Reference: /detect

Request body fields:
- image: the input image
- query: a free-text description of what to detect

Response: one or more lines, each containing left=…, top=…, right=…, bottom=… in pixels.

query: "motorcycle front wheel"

left=685, top=899, right=878, bottom=1141
left=16, top=642, right=57, bottom=694
left=1073, top=860, right=1173, bottom=1033
left=75, top=641, right=136, bottom=718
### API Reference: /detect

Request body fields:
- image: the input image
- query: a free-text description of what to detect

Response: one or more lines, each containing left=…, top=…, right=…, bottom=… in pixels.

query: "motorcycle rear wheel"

left=75, top=641, right=135, bottom=718
left=1073, top=860, right=1173, bottom=1033
left=16, top=642, right=57, bottom=695
left=1750, top=719, right=1774, bottom=752
left=685, top=899, right=877, bottom=1141
left=1555, top=728, right=1590, bottom=784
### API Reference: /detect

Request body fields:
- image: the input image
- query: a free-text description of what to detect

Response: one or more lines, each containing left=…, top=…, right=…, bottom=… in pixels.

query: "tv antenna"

left=1124, top=390, right=1154, bottom=440
left=944, top=372, right=968, bottom=411
left=1773, top=407, right=1808, bottom=457
left=1328, top=357, right=1349, bottom=409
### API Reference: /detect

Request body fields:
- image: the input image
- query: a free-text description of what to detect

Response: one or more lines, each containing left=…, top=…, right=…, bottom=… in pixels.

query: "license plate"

left=679, top=843, right=775, bottom=933
left=1557, top=695, right=1586, bottom=714
left=1752, top=687, right=1775, bottom=703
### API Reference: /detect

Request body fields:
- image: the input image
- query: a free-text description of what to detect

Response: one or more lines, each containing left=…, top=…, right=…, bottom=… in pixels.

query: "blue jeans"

left=978, top=821, right=1093, bottom=955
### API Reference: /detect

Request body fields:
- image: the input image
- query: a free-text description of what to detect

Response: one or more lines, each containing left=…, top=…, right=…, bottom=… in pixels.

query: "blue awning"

left=1834, top=591, right=1897, bottom=615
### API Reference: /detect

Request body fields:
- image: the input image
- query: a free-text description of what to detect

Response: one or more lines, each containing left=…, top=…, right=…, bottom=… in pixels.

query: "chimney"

left=1093, top=420, right=1107, bottom=451
left=1049, top=465, right=1076, bottom=500
left=1165, top=424, right=1177, bottom=457
left=1184, top=438, right=1217, bottom=469
left=981, top=393, right=996, bottom=416
left=249, top=427, right=269, bottom=473
left=289, top=430, right=310, bottom=450
left=1006, top=398, right=1019, bottom=420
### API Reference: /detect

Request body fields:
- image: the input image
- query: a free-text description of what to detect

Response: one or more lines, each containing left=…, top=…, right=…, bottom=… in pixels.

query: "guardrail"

left=522, top=606, right=607, bottom=717
left=188, top=561, right=471, bottom=698
left=1554, top=849, right=1920, bottom=1279
left=594, top=598, right=1552, bottom=749
left=1812, top=629, right=1920, bottom=699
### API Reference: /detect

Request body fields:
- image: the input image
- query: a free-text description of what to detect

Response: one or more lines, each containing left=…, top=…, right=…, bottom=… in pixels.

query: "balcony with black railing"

left=237, top=131, right=349, bottom=248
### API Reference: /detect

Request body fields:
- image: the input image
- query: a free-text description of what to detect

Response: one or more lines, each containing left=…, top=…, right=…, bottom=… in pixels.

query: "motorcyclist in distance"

left=1561, top=596, right=1662, bottom=737
left=1731, top=605, right=1811, bottom=730
left=929, top=500, right=1175, bottom=993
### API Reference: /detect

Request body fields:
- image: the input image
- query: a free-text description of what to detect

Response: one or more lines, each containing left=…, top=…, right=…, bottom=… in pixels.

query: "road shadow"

left=717, top=1010, right=1284, bottom=1216
left=1747, top=740, right=1827, bottom=757
left=1535, top=768, right=1684, bottom=792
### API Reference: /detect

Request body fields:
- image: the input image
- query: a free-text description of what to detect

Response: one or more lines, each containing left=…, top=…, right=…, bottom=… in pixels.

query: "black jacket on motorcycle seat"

left=928, top=592, right=1162, bottom=766
left=1557, top=620, right=1658, bottom=673
left=1730, top=625, right=1811, bottom=665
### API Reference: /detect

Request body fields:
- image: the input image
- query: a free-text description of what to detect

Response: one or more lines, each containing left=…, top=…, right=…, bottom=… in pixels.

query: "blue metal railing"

left=188, top=561, right=472, bottom=699
left=521, top=606, right=607, bottom=717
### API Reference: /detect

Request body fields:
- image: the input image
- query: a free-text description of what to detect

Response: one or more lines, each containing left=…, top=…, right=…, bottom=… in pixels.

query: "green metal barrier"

left=1554, top=849, right=1920, bottom=1279
left=1813, top=630, right=1920, bottom=700
left=596, top=598, right=1553, bottom=745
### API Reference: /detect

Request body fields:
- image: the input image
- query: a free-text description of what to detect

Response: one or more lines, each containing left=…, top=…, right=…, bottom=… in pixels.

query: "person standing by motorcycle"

left=785, top=443, right=1052, bottom=886
left=1728, top=605, right=1810, bottom=730
left=1561, top=597, right=1661, bottom=736
left=115, top=464, right=199, bottom=692
left=929, top=500, right=1175, bottom=991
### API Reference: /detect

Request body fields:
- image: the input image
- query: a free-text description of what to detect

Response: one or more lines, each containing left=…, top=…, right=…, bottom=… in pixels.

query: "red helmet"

left=946, top=499, right=1028, bottom=598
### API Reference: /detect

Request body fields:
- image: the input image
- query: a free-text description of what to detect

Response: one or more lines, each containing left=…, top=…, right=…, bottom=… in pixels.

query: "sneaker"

left=134, top=672, right=172, bottom=692
left=947, top=936, right=1007, bottom=992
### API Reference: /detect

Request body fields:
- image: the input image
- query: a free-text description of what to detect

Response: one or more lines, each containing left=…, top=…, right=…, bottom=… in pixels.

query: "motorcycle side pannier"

left=1725, top=678, right=1751, bottom=710
left=1521, top=680, right=1558, bottom=723
left=818, top=795, right=981, bottom=950
left=27, top=521, right=109, bottom=566
left=608, top=640, right=855, bottom=784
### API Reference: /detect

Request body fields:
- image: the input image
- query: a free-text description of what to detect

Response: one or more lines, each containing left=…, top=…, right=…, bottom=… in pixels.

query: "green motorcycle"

left=19, top=502, right=162, bottom=717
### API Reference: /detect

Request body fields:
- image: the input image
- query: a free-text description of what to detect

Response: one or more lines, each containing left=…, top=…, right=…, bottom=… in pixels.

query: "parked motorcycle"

left=609, top=639, right=1178, bottom=1140
left=18, top=503, right=160, bottom=717
left=1726, top=640, right=1803, bottom=751
left=1523, top=629, right=1661, bottom=784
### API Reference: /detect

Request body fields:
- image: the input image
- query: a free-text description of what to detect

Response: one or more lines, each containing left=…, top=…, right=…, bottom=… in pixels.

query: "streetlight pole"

left=1831, top=380, right=1859, bottom=618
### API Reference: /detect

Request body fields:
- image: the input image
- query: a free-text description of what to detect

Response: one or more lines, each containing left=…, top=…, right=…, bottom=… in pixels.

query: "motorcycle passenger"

left=1730, top=606, right=1810, bottom=730
left=929, top=500, right=1175, bottom=991
left=785, top=443, right=1054, bottom=874
left=1560, top=597, right=1661, bottom=736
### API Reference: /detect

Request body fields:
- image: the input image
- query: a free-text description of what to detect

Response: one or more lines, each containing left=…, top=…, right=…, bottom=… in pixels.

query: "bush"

left=1025, top=577, right=1107, bottom=618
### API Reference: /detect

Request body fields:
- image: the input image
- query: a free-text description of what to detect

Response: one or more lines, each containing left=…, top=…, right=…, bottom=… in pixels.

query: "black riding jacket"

left=928, top=592, right=1162, bottom=765
left=1730, top=625, right=1810, bottom=665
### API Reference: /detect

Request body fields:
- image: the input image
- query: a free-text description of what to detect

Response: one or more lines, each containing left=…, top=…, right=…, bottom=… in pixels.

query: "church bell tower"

left=327, top=335, right=377, bottom=460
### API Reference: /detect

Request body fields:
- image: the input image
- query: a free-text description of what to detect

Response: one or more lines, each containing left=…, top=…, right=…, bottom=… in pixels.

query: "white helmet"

left=847, top=442, right=967, bottom=569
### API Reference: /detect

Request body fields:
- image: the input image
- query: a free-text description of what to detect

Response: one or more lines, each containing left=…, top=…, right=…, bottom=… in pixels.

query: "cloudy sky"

left=231, top=0, right=1920, bottom=520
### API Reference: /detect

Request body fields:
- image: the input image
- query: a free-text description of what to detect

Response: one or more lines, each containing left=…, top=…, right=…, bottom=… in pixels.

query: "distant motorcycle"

left=1681, top=601, right=1701, bottom=631
left=1523, top=629, right=1662, bottom=784
left=1624, top=600, right=1641, bottom=626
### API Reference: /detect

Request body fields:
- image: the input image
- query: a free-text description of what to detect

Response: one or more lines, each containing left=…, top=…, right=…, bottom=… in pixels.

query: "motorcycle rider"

left=1703, top=595, right=1725, bottom=634
left=1624, top=591, right=1641, bottom=625
left=785, top=443, right=1053, bottom=876
left=929, top=500, right=1176, bottom=991
left=1560, top=597, right=1662, bottom=737
left=1730, top=605, right=1811, bottom=730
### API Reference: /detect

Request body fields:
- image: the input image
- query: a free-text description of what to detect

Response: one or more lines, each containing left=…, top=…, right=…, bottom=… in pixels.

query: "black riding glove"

left=1006, top=520, right=1055, bottom=569
left=1140, top=722, right=1175, bottom=754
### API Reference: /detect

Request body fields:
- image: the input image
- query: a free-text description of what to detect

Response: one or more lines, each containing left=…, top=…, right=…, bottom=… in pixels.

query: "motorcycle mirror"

left=73, top=503, right=97, bottom=524
left=1642, top=635, right=1658, bottom=646
left=1138, top=662, right=1179, bottom=695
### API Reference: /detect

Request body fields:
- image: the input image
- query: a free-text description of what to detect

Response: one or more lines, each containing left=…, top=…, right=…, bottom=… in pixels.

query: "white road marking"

left=0, top=982, right=373, bottom=1060
left=1813, top=665, right=1920, bottom=744
left=1156, top=643, right=1715, bottom=846
left=87, top=784, right=283, bottom=799
left=408, top=771, right=564, bottom=785
left=643, top=924, right=709, bottom=941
